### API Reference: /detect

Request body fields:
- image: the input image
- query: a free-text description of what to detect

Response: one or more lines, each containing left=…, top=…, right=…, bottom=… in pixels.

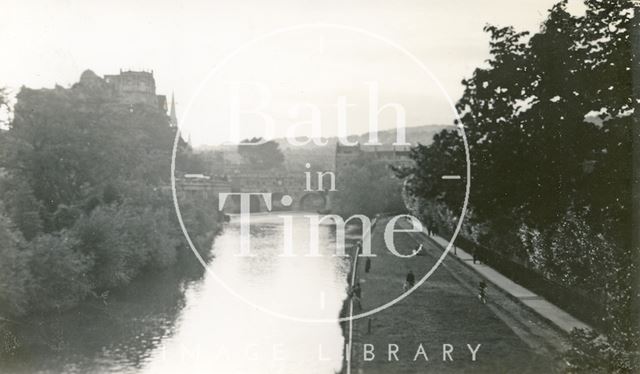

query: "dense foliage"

left=333, top=156, right=406, bottom=217
left=237, top=137, right=285, bottom=169
left=399, top=1, right=638, bottom=371
left=0, top=71, right=219, bottom=319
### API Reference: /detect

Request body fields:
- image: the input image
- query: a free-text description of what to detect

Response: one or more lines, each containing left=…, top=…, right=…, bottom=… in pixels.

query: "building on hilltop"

left=29, top=69, right=171, bottom=115
left=68, top=69, right=176, bottom=125
left=101, top=69, right=167, bottom=111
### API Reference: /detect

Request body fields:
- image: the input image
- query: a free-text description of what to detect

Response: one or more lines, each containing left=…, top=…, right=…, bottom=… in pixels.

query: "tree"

left=26, top=232, right=93, bottom=313
left=0, top=72, right=220, bottom=318
left=0, top=87, right=9, bottom=128
left=519, top=207, right=615, bottom=292
left=3, top=80, right=176, bottom=215
left=334, top=157, right=406, bottom=217
left=0, top=206, right=29, bottom=317
left=0, top=176, right=43, bottom=240
left=405, top=0, right=634, bottom=251
left=237, top=137, right=284, bottom=169
left=401, top=1, right=638, bottom=371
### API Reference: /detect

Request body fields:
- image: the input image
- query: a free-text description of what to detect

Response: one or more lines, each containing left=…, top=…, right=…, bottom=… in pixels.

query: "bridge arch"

left=271, top=191, right=292, bottom=211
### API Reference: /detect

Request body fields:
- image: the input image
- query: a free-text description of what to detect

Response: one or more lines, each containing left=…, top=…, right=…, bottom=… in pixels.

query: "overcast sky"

left=1, top=0, right=585, bottom=145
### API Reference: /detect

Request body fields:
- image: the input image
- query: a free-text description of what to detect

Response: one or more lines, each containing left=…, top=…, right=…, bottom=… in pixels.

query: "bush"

left=334, top=160, right=405, bottom=217
left=72, top=203, right=182, bottom=290
left=118, top=206, right=179, bottom=270
left=26, top=232, right=93, bottom=312
left=52, top=204, right=81, bottom=231
left=0, top=211, right=29, bottom=317
left=72, top=205, right=134, bottom=289
left=565, top=328, right=640, bottom=374
left=174, top=197, right=219, bottom=261
left=0, top=178, right=43, bottom=240
left=519, top=207, right=615, bottom=293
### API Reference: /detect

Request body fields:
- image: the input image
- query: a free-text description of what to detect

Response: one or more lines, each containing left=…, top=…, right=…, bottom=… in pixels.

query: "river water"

left=2, top=213, right=352, bottom=374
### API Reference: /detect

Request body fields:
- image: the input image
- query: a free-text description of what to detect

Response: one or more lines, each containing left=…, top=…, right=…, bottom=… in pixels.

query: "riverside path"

left=343, top=216, right=569, bottom=374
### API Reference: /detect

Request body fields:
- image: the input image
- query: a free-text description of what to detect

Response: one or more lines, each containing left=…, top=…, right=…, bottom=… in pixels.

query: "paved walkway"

left=418, top=227, right=591, bottom=333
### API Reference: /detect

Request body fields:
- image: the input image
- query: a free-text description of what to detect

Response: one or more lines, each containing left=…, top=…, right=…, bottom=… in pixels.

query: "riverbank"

left=340, top=216, right=567, bottom=373
left=2, top=213, right=349, bottom=374
left=339, top=217, right=377, bottom=374
left=0, top=210, right=223, bottom=366
left=0, top=259, right=205, bottom=373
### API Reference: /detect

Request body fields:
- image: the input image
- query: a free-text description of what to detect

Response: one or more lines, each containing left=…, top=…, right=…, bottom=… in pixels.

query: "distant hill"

left=195, top=124, right=453, bottom=172
left=273, top=124, right=452, bottom=150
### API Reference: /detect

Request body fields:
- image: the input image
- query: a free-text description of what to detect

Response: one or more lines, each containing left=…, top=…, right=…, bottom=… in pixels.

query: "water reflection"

left=1, top=213, right=350, bottom=374
left=142, top=213, right=350, bottom=374
left=1, top=267, right=195, bottom=374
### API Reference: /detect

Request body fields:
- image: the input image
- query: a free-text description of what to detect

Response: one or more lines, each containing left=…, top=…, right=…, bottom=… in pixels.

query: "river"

left=1, top=213, right=352, bottom=374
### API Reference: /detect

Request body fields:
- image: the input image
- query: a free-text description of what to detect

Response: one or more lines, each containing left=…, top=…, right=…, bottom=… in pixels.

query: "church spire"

left=169, top=92, right=178, bottom=127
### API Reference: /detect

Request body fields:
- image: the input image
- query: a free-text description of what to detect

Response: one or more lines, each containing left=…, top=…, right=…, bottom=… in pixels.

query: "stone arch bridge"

left=172, top=172, right=331, bottom=213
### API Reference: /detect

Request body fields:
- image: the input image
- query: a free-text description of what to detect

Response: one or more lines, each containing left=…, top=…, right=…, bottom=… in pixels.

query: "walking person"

left=351, top=282, right=362, bottom=310
left=100, top=290, right=109, bottom=306
left=403, top=270, right=415, bottom=292
left=478, top=280, right=487, bottom=304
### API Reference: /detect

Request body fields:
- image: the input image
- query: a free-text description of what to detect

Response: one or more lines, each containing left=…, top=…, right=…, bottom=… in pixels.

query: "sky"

left=1, top=0, right=585, bottom=145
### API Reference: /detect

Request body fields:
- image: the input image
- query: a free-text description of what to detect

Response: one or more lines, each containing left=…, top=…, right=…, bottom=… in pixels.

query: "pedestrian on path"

left=365, top=257, right=371, bottom=273
left=406, top=270, right=415, bottom=287
left=100, top=290, right=109, bottom=306
left=403, top=270, right=415, bottom=292
left=351, top=282, right=362, bottom=310
left=478, top=280, right=487, bottom=304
